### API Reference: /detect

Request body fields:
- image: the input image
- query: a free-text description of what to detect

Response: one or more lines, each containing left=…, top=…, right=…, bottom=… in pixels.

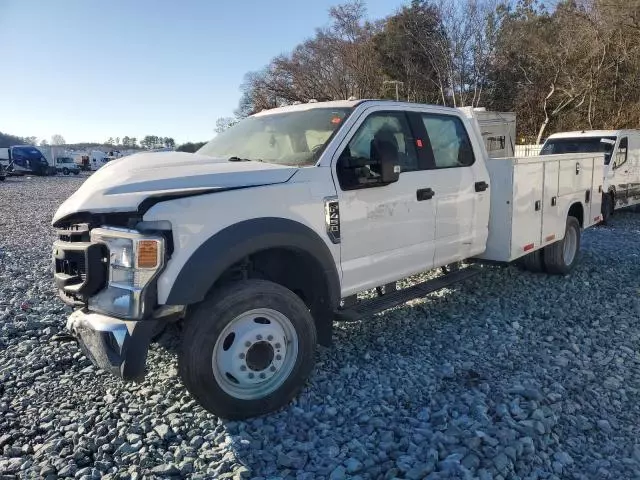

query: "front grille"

left=53, top=225, right=107, bottom=305
left=55, top=255, right=86, bottom=281
left=57, top=223, right=90, bottom=242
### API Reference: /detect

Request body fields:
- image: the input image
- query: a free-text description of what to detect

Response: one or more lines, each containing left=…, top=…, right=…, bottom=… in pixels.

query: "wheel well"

left=214, top=247, right=334, bottom=346
left=568, top=202, right=584, bottom=227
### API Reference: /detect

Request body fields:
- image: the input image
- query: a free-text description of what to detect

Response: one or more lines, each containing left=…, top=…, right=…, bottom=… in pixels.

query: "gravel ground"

left=1, top=174, right=640, bottom=480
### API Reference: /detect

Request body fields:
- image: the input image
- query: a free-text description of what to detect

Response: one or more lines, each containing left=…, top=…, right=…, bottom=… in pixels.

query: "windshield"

left=541, top=136, right=617, bottom=164
left=59, top=157, right=74, bottom=163
left=12, top=146, right=47, bottom=163
left=197, top=107, right=352, bottom=166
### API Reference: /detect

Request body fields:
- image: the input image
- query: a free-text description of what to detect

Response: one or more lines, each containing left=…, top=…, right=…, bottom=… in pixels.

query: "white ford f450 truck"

left=52, top=100, right=603, bottom=419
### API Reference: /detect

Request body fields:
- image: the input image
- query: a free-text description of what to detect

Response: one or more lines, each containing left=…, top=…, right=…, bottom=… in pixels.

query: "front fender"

left=164, top=217, right=341, bottom=308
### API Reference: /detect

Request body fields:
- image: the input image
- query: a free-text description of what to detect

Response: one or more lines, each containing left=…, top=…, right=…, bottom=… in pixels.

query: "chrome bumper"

left=66, top=309, right=160, bottom=381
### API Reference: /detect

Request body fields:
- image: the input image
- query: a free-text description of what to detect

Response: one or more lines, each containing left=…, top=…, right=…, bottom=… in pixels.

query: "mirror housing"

left=378, top=157, right=400, bottom=184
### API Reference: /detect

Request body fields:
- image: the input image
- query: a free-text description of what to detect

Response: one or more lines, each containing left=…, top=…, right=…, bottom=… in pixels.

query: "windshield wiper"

left=228, top=156, right=263, bottom=163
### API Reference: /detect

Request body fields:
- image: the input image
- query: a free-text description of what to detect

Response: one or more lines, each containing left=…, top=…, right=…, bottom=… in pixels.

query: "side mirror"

left=379, top=157, right=400, bottom=184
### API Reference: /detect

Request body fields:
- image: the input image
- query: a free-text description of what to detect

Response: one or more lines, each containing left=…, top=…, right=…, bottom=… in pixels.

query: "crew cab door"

left=413, top=112, right=490, bottom=266
left=331, top=108, right=437, bottom=296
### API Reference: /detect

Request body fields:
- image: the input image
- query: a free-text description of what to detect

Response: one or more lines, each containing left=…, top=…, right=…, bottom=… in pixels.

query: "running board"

left=334, top=267, right=480, bottom=322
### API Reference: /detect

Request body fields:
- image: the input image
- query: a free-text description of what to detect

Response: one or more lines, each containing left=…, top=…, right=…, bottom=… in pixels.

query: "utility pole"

left=383, top=80, right=404, bottom=101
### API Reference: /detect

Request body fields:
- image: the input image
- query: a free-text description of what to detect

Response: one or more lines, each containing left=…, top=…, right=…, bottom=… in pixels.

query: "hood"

left=52, top=152, right=297, bottom=225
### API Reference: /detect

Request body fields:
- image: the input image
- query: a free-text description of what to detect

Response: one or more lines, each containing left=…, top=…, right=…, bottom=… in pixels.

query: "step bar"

left=334, top=267, right=480, bottom=322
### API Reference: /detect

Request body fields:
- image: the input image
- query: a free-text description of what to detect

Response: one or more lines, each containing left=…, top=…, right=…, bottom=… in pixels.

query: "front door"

left=611, top=137, right=630, bottom=206
left=332, top=109, right=437, bottom=296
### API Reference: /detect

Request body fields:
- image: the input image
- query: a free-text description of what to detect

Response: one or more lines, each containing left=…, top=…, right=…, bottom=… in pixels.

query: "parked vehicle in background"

left=52, top=99, right=603, bottom=419
left=0, top=145, right=49, bottom=175
left=88, top=150, right=112, bottom=170
left=541, top=130, right=640, bottom=222
left=55, top=157, right=80, bottom=175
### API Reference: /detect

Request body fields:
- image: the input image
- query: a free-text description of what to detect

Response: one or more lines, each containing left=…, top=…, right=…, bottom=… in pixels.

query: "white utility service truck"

left=52, top=100, right=603, bottom=419
left=541, top=129, right=640, bottom=222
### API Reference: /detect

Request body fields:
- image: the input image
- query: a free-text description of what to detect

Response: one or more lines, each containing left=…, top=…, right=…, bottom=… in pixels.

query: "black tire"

left=73, top=171, right=79, bottom=175
left=0, top=176, right=4, bottom=182
left=519, top=249, right=544, bottom=273
left=543, top=216, right=581, bottom=274
left=601, top=193, right=614, bottom=224
left=62, top=167, right=69, bottom=175
left=179, top=279, right=317, bottom=420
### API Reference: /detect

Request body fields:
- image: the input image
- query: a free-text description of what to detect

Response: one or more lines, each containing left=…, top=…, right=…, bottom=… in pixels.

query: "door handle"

left=416, top=188, right=435, bottom=201
left=576, top=162, right=581, bottom=175
left=475, top=181, right=489, bottom=192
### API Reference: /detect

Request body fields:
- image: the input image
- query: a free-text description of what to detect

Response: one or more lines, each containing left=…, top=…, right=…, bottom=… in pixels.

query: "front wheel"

left=73, top=170, right=79, bottom=175
left=543, top=216, right=581, bottom=274
left=179, top=279, right=317, bottom=419
left=62, top=167, right=70, bottom=175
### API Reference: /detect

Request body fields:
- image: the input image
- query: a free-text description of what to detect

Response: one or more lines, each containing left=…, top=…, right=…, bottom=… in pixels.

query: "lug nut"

left=270, top=366, right=276, bottom=372
left=240, top=365, right=247, bottom=371
left=276, top=354, right=282, bottom=361
left=267, top=335, right=274, bottom=341
left=256, top=334, right=262, bottom=340
left=275, top=343, right=281, bottom=349
left=259, top=373, right=266, bottom=379
left=245, top=341, right=251, bottom=347
left=239, top=353, right=245, bottom=359
left=248, top=373, right=254, bottom=379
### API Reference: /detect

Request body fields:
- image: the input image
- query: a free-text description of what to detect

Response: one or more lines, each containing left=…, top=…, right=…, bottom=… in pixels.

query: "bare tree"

left=51, top=134, right=66, bottom=145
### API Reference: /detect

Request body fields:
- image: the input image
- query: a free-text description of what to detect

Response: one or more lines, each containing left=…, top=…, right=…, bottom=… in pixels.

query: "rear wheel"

left=179, top=279, right=317, bottom=419
left=543, top=216, right=581, bottom=274
left=62, top=167, right=70, bottom=175
left=602, top=193, right=614, bottom=224
left=519, top=249, right=544, bottom=273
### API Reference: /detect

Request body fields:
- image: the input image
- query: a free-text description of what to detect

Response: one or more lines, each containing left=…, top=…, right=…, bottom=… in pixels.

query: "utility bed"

left=478, top=152, right=604, bottom=262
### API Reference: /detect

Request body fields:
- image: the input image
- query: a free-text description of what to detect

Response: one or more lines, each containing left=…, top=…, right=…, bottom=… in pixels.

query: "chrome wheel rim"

left=212, top=308, right=298, bottom=400
left=563, top=225, right=577, bottom=265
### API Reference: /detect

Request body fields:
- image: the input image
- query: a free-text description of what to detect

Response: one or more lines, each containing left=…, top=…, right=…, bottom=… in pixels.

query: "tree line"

left=0, top=132, right=181, bottom=151
left=228, top=0, right=640, bottom=143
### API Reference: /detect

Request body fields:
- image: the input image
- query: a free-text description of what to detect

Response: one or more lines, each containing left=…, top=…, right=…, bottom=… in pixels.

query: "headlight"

left=88, top=227, right=165, bottom=319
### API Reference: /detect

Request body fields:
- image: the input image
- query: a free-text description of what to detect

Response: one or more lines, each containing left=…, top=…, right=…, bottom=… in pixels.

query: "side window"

left=615, top=137, right=628, bottom=168
left=485, top=135, right=506, bottom=152
left=336, top=112, right=418, bottom=190
left=421, top=114, right=475, bottom=168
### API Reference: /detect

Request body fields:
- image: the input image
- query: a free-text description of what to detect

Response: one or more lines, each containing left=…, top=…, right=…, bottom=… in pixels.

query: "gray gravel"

left=1, top=174, right=640, bottom=479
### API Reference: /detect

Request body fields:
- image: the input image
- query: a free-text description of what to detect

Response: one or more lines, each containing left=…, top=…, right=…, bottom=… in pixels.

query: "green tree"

left=176, top=141, right=206, bottom=153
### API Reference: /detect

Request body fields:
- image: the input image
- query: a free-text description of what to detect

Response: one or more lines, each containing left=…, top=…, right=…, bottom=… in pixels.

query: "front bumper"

left=66, top=309, right=160, bottom=381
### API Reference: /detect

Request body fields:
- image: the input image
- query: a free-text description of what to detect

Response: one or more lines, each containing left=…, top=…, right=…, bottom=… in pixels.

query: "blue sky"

left=0, top=0, right=405, bottom=144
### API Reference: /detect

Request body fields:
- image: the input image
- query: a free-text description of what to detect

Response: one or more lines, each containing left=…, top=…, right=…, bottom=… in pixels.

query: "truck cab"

left=52, top=100, right=599, bottom=419
left=1, top=145, right=49, bottom=176
left=542, top=130, right=640, bottom=221
left=55, top=157, right=81, bottom=175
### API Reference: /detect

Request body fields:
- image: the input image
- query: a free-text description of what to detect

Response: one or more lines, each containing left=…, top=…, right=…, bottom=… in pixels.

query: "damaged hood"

left=52, top=152, right=297, bottom=225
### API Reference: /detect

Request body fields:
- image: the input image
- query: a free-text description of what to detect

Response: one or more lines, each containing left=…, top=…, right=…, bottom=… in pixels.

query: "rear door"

left=413, top=112, right=490, bottom=266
